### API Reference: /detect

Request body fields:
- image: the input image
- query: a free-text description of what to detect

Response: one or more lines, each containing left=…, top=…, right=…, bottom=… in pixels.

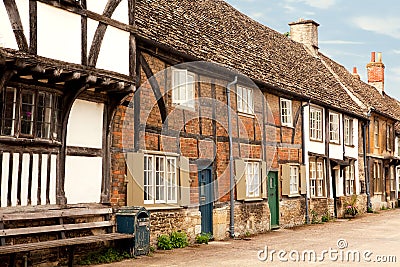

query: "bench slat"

left=0, top=233, right=134, bottom=254
left=0, top=208, right=113, bottom=221
left=0, top=221, right=114, bottom=237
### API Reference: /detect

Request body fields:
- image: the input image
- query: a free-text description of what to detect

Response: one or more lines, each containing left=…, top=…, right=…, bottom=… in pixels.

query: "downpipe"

left=227, top=76, right=238, bottom=238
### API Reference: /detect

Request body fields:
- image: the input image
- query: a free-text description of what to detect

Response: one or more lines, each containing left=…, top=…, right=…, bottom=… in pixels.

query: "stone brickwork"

left=149, top=208, right=201, bottom=245
left=212, top=202, right=270, bottom=240
left=279, top=197, right=306, bottom=228
left=337, top=195, right=367, bottom=218
left=309, top=198, right=331, bottom=222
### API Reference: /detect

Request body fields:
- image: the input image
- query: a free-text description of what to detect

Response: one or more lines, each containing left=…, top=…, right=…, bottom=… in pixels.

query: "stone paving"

left=95, top=209, right=400, bottom=267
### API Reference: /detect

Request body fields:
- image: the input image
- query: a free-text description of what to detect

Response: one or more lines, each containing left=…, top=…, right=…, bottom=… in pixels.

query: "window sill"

left=238, top=111, right=255, bottom=118
left=281, top=124, right=294, bottom=129
left=345, top=144, right=355, bottom=148
left=288, top=194, right=301, bottom=198
left=310, top=138, right=323, bottom=143
left=243, top=198, right=263, bottom=202
left=172, top=103, right=196, bottom=112
left=310, top=196, right=327, bottom=199
left=144, top=205, right=182, bottom=211
left=329, top=141, right=340, bottom=145
left=0, top=136, right=62, bottom=146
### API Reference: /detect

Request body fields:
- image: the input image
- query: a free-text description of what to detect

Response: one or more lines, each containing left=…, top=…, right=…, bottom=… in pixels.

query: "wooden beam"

left=4, top=0, right=29, bottom=51
left=139, top=53, right=167, bottom=123
left=29, top=0, right=37, bottom=54
left=88, top=0, right=123, bottom=67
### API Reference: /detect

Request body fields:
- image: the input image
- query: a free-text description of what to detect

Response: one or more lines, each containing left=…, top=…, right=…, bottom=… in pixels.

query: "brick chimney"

left=366, top=52, right=385, bottom=94
left=289, top=18, right=319, bottom=56
left=352, top=67, right=360, bottom=80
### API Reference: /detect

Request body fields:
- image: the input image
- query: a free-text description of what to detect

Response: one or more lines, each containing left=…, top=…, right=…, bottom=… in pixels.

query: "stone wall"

left=337, top=194, right=367, bottom=218
left=279, top=197, right=306, bottom=228
left=149, top=208, right=201, bottom=245
left=309, top=198, right=330, bottom=222
left=212, top=201, right=270, bottom=240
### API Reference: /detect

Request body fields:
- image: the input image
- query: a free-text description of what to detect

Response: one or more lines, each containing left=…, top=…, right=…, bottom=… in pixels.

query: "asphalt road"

left=95, top=209, right=400, bottom=267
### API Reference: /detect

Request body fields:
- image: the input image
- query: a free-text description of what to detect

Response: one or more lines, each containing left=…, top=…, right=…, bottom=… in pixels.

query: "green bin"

left=116, top=207, right=150, bottom=256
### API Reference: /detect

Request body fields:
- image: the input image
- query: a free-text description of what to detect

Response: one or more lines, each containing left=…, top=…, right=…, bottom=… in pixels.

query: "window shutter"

left=126, top=152, right=144, bottom=206
left=235, top=159, right=246, bottom=200
left=300, top=165, right=307, bottom=194
left=261, top=161, right=267, bottom=198
left=281, top=164, right=290, bottom=196
left=179, top=156, right=191, bottom=207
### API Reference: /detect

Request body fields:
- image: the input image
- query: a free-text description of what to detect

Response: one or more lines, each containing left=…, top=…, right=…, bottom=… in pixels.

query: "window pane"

left=155, top=156, right=165, bottom=202
left=144, top=156, right=154, bottom=202
left=167, top=158, right=177, bottom=203
left=20, top=91, right=35, bottom=135
left=2, top=87, right=17, bottom=136
left=237, top=86, right=243, bottom=112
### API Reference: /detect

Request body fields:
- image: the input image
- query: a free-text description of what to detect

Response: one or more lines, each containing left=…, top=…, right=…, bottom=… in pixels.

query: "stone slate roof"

left=135, top=0, right=365, bottom=117
left=320, top=53, right=400, bottom=121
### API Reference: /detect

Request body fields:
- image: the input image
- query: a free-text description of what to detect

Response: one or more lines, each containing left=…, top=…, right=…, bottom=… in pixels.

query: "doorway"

left=198, top=168, right=213, bottom=234
left=268, top=171, right=279, bottom=228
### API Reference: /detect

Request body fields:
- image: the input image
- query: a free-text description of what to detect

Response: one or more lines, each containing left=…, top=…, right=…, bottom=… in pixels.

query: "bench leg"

left=10, top=253, right=16, bottom=267
left=68, top=246, right=75, bottom=267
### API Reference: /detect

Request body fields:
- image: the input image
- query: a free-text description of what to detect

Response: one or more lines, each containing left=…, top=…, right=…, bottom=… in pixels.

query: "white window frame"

left=374, top=119, right=379, bottom=148
left=329, top=112, right=340, bottom=143
left=387, top=124, right=392, bottom=151
left=344, top=117, right=353, bottom=146
left=309, top=157, right=325, bottom=198
left=289, top=165, right=299, bottom=195
left=309, top=161, right=316, bottom=197
left=172, top=68, right=195, bottom=109
left=237, top=86, right=254, bottom=115
left=373, top=161, right=382, bottom=193
left=345, top=163, right=355, bottom=195
left=144, top=154, right=178, bottom=204
left=310, top=107, right=322, bottom=141
left=245, top=161, right=260, bottom=198
left=280, top=98, right=293, bottom=127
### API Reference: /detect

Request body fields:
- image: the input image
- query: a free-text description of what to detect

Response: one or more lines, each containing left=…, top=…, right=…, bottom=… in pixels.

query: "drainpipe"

left=364, top=109, right=373, bottom=210
left=227, top=76, right=238, bottom=238
left=302, top=100, right=311, bottom=224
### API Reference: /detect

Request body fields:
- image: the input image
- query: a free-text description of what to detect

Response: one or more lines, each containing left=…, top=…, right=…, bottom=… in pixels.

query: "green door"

left=199, top=168, right=213, bottom=235
left=268, top=172, right=279, bottom=228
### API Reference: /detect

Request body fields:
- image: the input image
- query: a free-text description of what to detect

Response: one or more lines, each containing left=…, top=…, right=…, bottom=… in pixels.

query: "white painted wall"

left=86, top=0, right=129, bottom=24
left=87, top=19, right=130, bottom=75
left=66, top=99, right=104, bottom=149
left=0, top=0, right=29, bottom=49
left=65, top=156, right=103, bottom=204
left=37, top=2, right=81, bottom=64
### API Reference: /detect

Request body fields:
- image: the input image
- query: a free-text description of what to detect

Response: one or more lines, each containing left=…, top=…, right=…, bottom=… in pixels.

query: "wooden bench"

left=0, top=206, right=134, bottom=266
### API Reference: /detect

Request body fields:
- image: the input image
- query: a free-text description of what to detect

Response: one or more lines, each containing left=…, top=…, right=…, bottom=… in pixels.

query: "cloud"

left=284, top=0, right=336, bottom=9
left=392, top=50, right=400, bottom=54
left=320, top=40, right=364, bottom=45
left=352, top=16, right=400, bottom=39
left=251, top=12, right=265, bottom=19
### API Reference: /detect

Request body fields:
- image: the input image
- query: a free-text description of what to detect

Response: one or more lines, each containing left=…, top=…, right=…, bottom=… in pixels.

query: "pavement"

left=95, top=209, right=400, bottom=267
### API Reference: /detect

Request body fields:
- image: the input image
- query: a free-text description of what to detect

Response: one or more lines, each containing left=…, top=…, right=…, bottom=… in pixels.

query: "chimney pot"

left=377, top=52, right=382, bottom=63
left=371, top=52, right=376, bottom=62
left=353, top=67, right=357, bottom=74
left=367, top=52, right=385, bottom=94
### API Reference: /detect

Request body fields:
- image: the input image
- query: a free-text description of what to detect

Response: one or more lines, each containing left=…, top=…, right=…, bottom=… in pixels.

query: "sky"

left=224, top=0, right=400, bottom=100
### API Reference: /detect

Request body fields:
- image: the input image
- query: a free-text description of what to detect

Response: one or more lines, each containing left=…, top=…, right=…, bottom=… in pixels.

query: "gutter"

left=227, top=76, right=238, bottom=238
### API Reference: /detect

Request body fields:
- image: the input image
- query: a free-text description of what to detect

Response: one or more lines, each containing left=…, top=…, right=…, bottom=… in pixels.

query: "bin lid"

left=116, top=206, right=149, bottom=216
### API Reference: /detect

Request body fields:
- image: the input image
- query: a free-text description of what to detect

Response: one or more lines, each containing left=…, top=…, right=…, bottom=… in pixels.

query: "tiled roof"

left=135, top=0, right=365, bottom=117
left=320, top=53, right=400, bottom=121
